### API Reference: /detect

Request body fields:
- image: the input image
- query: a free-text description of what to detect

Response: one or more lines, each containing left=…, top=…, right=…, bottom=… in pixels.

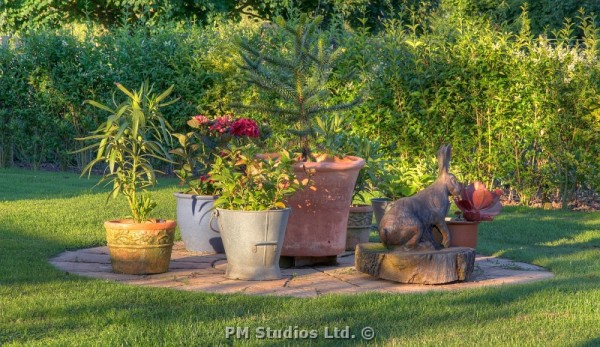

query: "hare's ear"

left=437, top=144, right=448, bottom=176
left=445, top=145, right=452, bottom=172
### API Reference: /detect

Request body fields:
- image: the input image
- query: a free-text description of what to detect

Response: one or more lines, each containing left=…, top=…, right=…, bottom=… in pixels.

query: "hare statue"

left=379, top=145, right=462, bottom=251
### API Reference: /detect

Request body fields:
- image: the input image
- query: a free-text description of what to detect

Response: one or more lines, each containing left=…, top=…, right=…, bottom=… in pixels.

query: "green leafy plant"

left=77, top=82, right=175, bottom=223
left=312, top=114, right=353, bottom=158
left=236, top=13, right=361, bottom=161
left=375, top=158, right=437, bottom=200
left=346, top=136, right=384, bottom=204
left=209, top=145, right=308, bottom=211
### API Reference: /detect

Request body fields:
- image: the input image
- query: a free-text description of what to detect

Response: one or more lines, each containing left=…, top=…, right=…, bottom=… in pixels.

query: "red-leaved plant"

left=454, top=181, right=503, bottom=222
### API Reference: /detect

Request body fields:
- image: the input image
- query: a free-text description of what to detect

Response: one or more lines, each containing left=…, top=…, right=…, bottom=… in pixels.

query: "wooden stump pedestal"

left=355, top=243, right=476, bottom=285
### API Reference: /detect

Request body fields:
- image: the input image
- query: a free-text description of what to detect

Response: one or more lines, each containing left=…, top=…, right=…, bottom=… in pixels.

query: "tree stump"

left=355, top=243, right=476, bottom=284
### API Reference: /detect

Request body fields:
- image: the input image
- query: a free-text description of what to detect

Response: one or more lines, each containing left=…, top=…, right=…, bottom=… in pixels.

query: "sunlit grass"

left=2, top=168, right=600, bottom=346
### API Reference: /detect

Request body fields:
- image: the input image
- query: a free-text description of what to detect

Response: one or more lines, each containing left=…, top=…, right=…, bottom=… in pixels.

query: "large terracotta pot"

left=282, top=155, right=365, bottom=257
left=447, top=221, right=480, bottom=248
left=345, top=204, right=374, bottom=251
left=104, top=219, right=177, bottom=275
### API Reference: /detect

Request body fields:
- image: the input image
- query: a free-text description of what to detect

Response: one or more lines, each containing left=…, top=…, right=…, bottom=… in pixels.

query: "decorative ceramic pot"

left=216, top=208, right=290, bottom=280
left=371, top=198, right=392, bottom=228
left=104, top=219, right=177, bottom=275
left=174, top=193, right=223, bottom=253
left=282, top=156, right=365, bottom=258
left=345, top=204, right=374, bottom=251
left=446, top=221, right=480, bottom=248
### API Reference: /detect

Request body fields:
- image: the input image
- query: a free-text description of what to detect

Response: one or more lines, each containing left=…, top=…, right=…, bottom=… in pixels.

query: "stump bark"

left=355, top=243, right=476, bottom=284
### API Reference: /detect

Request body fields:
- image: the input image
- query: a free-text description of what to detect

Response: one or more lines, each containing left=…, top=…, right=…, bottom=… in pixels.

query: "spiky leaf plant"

left=236, top=13, right=360, bottom=161
left=76, top=82, right=176, bottom=223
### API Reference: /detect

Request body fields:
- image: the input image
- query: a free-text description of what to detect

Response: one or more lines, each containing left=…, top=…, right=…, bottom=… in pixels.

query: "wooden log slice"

left=355, top=243, right=476, bottom=284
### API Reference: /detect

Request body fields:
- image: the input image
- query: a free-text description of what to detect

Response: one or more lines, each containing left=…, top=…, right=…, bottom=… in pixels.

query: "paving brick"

left=49, top=242, right=554, bottom=297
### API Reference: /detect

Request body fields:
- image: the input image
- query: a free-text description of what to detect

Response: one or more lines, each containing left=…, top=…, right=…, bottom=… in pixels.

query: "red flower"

left=230, top=118, right=260, bottom=138
left=209, top=116, right=232, bottom=133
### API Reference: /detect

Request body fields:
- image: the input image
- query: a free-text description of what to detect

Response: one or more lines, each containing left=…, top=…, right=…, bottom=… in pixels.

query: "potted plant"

left=77, top=82, right=177, bottom=275
left=170, top=114, right=261, bottom=253
left=316, top=117, right=382, bottom=251
left=448, top=181, right=503, bottom=248
left=209, top=144, right=307, bottom=280
left=236, top=14, right=365, bottom=264
left=313, top=115, right=378, bottom=251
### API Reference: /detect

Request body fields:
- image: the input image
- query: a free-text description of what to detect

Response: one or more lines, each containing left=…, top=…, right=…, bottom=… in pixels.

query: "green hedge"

left=348, top=10, right=600, bottom=205
left=0, top=21, right=259, bottom=170
left=1, top=6, right=599, bottom=205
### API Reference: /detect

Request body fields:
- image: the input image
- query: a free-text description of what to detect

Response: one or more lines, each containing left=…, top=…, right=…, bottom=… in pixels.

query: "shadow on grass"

left=2, top=202, right=600, bottom=344
left=0, top=224, right=88, bottom=285
left=9, top=275, right=596, bottom=346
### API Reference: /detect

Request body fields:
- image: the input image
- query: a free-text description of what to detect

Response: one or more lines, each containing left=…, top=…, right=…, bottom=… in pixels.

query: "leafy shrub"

left=1, top=4, right=600, bottom=207
left=359, top=8, right=600, bottom=205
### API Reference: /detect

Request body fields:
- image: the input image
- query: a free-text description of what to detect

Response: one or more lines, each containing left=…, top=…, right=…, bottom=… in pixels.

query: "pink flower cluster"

left=191, top=114, right=259, bottom=138
left=209, top=116, right=232, bottom=134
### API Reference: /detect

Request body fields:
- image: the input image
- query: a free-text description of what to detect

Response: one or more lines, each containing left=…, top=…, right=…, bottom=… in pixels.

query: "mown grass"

left=1, top=167, right=600, bottom=346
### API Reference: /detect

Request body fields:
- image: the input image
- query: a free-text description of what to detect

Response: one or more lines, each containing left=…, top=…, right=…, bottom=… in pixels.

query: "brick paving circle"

left=50, top=242, right=554, bottom=297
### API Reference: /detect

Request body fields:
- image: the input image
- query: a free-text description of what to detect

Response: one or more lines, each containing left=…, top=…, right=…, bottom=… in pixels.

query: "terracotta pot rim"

left=259, top=152, right=365, bottom=172
left=104, top=219, right=177, bottom=229
left=173, top=192, right=218, bottom=200
left=294, top=155, right=365, bottom=172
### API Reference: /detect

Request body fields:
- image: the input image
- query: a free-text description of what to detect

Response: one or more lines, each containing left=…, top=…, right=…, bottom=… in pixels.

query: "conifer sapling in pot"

left=235, top=13, right=366, bottom=262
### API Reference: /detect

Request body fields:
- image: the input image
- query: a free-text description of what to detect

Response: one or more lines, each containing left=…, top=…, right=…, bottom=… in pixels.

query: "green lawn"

left=1, top=167, right=600, bottom=346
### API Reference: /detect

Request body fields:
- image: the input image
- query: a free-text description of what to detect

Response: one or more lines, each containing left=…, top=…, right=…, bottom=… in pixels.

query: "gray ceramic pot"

left=174, top=193, right=223, bottom=253
left=371, top=197, right=392, bottom=228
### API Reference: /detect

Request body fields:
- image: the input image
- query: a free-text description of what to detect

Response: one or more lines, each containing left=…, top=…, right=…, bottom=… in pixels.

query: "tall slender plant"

left=77, top=82, right=175, bottom=223
left=236, top=13, right=360, bottom=161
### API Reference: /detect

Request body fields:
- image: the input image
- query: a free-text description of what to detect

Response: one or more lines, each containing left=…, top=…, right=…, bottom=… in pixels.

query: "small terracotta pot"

left=446, top=221, right=480, bottom=248
left=104, top=219, right=176, bottom=275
